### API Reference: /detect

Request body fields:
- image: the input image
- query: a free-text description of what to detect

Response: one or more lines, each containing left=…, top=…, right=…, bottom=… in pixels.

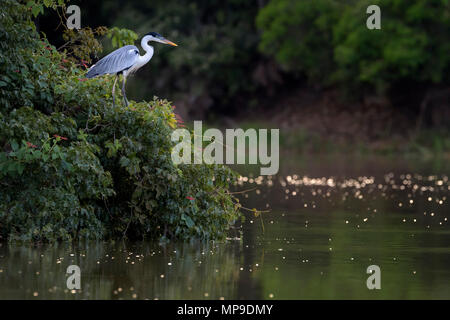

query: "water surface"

left=0, top=155, right=449, bottom=299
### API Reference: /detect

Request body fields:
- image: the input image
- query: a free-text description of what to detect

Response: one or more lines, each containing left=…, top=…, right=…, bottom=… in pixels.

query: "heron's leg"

left=121, top=76, right=128, bottom=107
left=112, top=75, right=118, bottom=107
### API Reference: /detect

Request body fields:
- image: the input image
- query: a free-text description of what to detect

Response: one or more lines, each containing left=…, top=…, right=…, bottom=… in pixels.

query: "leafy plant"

left=0, top=0, right=241, bottom=242
left=106, top=27, right=139, bottom=48
left=257, top=0, right=450, bottom=95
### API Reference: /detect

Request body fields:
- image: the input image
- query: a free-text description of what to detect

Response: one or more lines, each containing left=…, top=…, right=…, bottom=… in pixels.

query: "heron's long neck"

left=139, top=37, right=154, bottom=66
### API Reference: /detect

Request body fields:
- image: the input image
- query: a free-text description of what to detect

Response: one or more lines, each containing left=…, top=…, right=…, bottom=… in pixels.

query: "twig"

left=226, top=187, right=257, bottom=194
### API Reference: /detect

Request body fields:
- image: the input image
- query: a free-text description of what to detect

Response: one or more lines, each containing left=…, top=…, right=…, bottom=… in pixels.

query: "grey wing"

left=86, top=45, right=140, bottom=78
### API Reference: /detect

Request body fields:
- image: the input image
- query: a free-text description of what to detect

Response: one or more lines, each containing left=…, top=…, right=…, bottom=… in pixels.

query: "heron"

left=86, top=32, right=177, bottom=107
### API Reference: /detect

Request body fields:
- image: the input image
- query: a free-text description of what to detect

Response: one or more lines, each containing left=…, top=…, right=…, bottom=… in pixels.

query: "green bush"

left=257, top=0, right=340, bottom=84
left=0, top=0, right=240, bottom=242
left=257, top=0, right=450, bottom=94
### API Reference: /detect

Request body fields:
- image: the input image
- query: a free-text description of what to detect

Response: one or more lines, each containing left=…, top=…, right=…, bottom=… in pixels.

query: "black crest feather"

left=145, top=32, right=163, bottom=38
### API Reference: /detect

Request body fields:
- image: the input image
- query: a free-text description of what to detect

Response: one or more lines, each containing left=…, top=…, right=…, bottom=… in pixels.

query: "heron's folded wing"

left=86, top=45, right=140, bottom=78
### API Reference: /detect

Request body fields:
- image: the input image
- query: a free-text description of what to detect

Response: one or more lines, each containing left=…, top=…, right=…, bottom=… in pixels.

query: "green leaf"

left=183, top=214, right=194, bottom=228
left=10, top=141, right=19, bottom=151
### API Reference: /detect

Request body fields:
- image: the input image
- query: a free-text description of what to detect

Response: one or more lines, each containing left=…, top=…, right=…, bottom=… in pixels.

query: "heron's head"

left=144, top=32, right=177, bottom=46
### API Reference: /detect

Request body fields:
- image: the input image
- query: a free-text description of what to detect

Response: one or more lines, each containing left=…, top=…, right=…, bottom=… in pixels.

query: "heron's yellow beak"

left=164, top=39, right=178, bottom=46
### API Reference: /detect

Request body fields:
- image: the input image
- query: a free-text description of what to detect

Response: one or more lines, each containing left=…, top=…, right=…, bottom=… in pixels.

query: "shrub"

left=0, top=0, right=240, bottom=242
left=257, top=0, right=450, bottom=95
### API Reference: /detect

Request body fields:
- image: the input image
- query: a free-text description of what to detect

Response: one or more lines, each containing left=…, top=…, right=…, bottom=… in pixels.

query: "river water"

left=0, top=155, right=449, bottom=299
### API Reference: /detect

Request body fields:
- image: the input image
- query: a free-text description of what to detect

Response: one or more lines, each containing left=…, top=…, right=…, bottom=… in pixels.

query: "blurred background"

left=37, top=0, right=449, bottom=156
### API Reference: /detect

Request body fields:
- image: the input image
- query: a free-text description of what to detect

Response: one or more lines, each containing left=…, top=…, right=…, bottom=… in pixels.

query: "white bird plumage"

left=86, top=32, right=177, bottom=106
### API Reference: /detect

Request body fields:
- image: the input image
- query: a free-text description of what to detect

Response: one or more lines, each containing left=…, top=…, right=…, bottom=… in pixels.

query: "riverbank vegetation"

left=0, top=0, right=240, bottom=242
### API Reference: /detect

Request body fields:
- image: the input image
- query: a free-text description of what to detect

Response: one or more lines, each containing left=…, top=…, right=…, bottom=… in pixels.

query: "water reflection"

left=0, top=241, right=247, bottom=299
left=0, top=156, right=449, bottom=299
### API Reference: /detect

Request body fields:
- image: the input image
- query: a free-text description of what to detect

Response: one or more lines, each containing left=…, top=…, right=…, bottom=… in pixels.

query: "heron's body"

left=86, top=32, right=176, bottom=106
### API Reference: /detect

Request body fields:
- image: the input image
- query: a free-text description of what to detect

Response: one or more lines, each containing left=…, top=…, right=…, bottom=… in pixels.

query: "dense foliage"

left=0, top=0, right=240, bottom=242
left=257, top=0, right=450, bottom=94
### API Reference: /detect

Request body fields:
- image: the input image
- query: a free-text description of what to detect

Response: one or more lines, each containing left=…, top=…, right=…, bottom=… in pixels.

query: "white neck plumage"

left=124, top=35, right=158, bottom=76
left=126, top=36, right=154, bottom=75
left=138, top=35, right=155, bottom=66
